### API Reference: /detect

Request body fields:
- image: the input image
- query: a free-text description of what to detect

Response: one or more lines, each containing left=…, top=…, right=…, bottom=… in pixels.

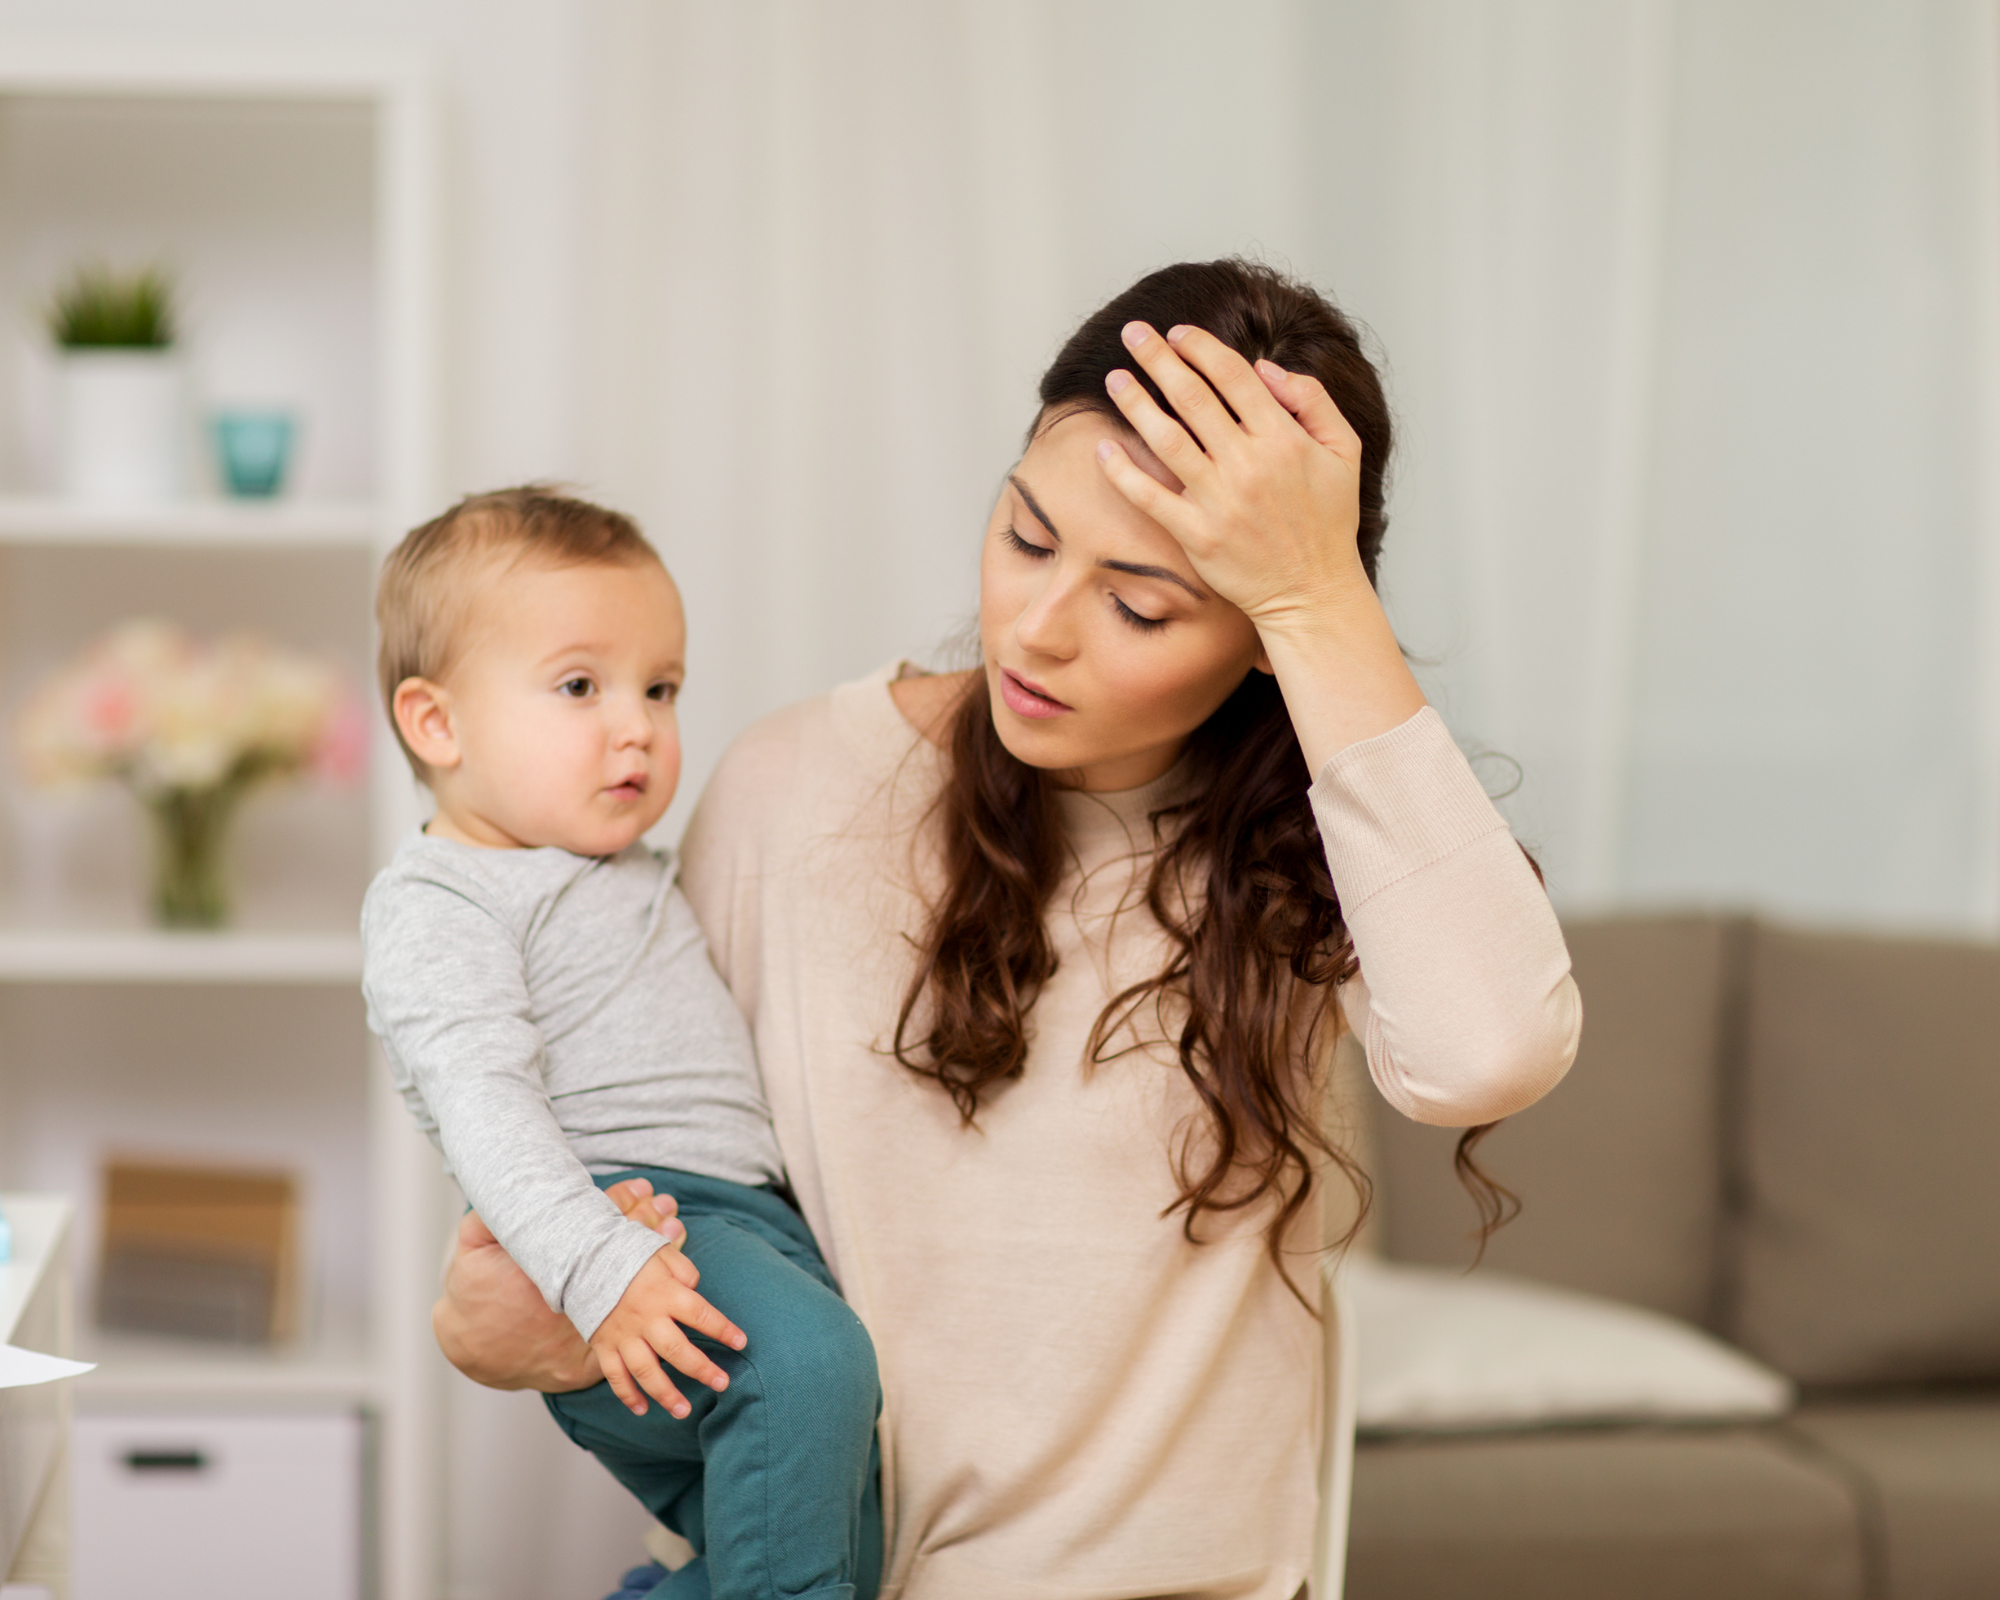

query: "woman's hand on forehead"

left=1093, top=320, right=1370, bottom=638
left=1096, top=320, right=1427, bottom=766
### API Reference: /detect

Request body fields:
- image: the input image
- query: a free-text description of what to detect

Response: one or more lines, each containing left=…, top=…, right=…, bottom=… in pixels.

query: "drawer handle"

left=122, top=1449, right=209, bottom=1473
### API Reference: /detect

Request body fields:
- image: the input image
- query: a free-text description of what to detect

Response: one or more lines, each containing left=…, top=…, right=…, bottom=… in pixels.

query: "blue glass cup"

left=211, top=409, right=296, bottom=498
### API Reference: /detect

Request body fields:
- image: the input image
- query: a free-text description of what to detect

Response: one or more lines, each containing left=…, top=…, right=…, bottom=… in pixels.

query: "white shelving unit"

left=0, top=929, right=362, bottom=984
left=0, top=43, right=443, bottom=1600
left=0, top=496, right=379, bottom=548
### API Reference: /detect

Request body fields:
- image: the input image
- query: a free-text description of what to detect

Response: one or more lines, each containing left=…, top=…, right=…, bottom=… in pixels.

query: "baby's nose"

left=614, top=699, right=654, bottom=743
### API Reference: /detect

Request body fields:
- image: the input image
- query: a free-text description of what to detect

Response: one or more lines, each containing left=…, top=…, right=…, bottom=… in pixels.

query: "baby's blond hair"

left=375, top=485, right=662, bottom=778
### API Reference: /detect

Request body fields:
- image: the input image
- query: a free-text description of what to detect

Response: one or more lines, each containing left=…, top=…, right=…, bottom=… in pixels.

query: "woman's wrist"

left=1256, top=582, right=1427, bottom=776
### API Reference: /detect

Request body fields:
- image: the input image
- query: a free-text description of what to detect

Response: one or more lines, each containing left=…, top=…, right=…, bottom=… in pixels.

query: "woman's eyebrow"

left=1008, top=474, right=1063, bottom=540
left=1009, top=473, right=1208, bottom=602
left=1102, top=558, right=1207, bottom=601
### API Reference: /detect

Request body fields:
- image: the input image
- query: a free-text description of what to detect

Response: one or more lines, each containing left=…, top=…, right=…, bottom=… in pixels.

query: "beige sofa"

left=1348, top=915, right=2000, bottom=1600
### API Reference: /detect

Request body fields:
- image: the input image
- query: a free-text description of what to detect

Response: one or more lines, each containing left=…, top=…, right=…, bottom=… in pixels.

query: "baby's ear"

left=393, top=678, right=461, bottom=771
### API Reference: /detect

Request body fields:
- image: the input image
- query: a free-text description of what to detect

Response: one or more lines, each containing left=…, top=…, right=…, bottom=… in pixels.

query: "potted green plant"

left=46, top=265, right=186, bottom=505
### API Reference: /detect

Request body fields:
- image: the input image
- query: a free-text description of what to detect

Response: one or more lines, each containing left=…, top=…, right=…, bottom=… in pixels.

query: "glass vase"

left=146, top=784, right=240, bottom=929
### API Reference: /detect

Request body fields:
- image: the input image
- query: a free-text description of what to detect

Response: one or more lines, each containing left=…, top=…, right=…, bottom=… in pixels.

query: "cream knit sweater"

left=679, top=665, right=1580, bottom=1600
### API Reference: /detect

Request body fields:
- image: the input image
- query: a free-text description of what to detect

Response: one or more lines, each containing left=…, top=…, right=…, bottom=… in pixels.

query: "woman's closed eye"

left=999, top=524, right=1053, bottom=560
left=1111, top=596, right=1168, bottom=634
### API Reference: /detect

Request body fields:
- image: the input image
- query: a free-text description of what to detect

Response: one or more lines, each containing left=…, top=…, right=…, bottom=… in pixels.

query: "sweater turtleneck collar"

left=1052, top=762, right=1187, bottom=858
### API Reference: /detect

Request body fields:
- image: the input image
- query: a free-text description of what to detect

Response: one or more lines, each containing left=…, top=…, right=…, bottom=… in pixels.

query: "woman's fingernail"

left=1166, top=324, right=1190, bottom=344
left=1106, top=369, right=1133, bottom=395
left=1257, top=358, right=1284, bottom=379
left=1096, top=439, right=1115, bottom=463
left=1121, top=321, right=1150, bottom=350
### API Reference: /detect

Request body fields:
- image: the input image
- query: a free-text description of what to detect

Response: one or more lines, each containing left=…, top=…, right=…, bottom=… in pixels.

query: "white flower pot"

left=57, top=349, right=187, bottom=505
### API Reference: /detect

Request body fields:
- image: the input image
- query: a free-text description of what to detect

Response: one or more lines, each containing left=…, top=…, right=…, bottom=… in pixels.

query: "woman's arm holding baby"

left=435, top=1177, right=692, bottom=1392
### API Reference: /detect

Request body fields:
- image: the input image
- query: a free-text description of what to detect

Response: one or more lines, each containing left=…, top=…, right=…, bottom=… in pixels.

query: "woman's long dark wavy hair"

left=893, top=259, right=1513, bottom=1296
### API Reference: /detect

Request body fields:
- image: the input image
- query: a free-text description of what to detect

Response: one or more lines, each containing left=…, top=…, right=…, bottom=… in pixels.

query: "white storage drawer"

left=73, top=1410, right=363, bottom=1600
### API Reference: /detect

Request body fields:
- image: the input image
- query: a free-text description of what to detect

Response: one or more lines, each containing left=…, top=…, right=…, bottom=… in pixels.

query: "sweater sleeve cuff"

left=1308, top=706, right=1508, bottom=910
left=564, top=1216, right=675, bottom=1342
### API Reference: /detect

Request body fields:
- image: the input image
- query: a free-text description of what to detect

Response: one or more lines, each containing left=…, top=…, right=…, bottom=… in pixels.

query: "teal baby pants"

left=545, top=1168, right=883, bottom=1600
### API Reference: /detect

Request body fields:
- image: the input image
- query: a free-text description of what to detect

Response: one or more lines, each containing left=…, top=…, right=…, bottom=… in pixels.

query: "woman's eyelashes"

left=1112, top=596, right=1169, bottom=634
left=1000, top=523, right=1052, bottom=560
left=1003, top=524, right=1170, bottom=634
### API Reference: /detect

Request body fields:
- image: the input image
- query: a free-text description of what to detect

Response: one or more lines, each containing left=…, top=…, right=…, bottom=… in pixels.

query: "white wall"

left=6, top=2, right=1996, bottom=1594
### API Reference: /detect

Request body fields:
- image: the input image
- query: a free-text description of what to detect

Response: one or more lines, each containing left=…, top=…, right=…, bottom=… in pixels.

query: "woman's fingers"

left=1167, top=325, right=1294, bottom=434
left=605, top=1177, right=685, bottom=1243
left=1256, top=359, right=1361, bottom=459
left=1118, top=320, right=1244, bottom=458
left=1095, top=437, right=1200, bottom=546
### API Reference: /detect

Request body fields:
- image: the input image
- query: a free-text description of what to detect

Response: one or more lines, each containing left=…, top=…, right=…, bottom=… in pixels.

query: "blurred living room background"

left=0, top=2, right=1994, bottom=1599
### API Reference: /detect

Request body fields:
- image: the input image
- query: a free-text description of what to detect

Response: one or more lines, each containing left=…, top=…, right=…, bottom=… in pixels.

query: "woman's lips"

left=998, top=669, right=1071, bottom=720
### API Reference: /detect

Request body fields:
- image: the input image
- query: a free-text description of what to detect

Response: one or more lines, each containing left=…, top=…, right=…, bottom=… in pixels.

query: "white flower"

left=12, top=620, right=360, bottom=799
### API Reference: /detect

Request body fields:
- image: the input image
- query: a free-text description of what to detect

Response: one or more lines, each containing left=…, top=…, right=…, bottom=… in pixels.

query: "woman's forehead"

left=1013, top=412, right=1189, bottom=560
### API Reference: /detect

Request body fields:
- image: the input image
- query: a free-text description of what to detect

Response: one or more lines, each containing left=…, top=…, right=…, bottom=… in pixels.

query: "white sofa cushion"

left=1348, top=1256, right=1794, bottom=1436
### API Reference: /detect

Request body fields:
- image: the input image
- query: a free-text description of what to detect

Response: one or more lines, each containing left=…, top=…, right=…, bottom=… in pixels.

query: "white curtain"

left=1311, top=0, right=2000, bottom=929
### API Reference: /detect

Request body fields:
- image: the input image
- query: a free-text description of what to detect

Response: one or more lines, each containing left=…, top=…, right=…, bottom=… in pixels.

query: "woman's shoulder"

left=689, top=661, right=939, bottom=849
left=710, top=662, right=913, bottom=780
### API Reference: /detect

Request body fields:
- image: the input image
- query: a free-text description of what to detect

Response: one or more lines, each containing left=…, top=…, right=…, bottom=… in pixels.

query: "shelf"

left=0, top=497, right=381, bottom=549
left=0, top=1194, right=70, bottom=1341
left=74, top=1325, right=379, bottom=1407
left=0, top=927, right=362, bottom=983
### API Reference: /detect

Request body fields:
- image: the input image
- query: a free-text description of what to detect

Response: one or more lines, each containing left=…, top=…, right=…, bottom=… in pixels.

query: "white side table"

left=1, top=1196, right=75, bottom=1600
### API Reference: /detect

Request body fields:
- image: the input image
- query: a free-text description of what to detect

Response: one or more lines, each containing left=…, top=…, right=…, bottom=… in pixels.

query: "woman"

left=436, top=259, right=1581, bottom=1598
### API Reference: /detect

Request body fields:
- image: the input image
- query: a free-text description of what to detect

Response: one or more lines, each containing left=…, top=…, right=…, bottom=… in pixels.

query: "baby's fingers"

left=617, top=1337, right=693, bottom=1419
left=599, top=1346, right=667, bottom=1418
left=644, top=1316, right=734, bottom=1395
left=656, top=1261, right=744, bottom=1352
left=659, top=1247, right=701, bottom=1290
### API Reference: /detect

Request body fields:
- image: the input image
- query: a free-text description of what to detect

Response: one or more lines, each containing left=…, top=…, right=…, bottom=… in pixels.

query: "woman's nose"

left=1012, top=577, right=1079, bottom=659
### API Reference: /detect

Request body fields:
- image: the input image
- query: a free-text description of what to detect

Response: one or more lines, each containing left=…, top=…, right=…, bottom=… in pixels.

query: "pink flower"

left=311, top=692, right=369, bottom=786
left=82, top=676, right=139, bottom=748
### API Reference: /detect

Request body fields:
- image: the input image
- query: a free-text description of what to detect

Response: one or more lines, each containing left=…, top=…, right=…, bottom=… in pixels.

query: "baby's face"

left=429, top=557, right=685, bottom=855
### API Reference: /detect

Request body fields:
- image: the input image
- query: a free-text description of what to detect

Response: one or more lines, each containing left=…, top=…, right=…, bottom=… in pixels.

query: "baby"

left=361, top=488, right=881, bottom=1600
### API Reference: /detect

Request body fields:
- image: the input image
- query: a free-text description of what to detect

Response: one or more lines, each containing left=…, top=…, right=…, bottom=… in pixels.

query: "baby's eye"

left=647, top=681, right=680, bottom=703
left=559, top=676, right=595, bottom=698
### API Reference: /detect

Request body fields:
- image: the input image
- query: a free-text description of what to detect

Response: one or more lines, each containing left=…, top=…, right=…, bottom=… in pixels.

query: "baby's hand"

left=589, top=1249, right=747, bottom=1419
left=603, top=1177, right=702, bottom=1290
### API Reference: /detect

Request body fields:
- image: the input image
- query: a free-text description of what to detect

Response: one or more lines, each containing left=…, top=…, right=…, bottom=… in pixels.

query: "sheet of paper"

left=0, top=1344, right=92, bottom=1389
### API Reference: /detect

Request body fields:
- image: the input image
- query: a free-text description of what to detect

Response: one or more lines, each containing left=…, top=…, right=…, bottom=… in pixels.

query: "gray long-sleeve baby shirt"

left=361, top=829, right=786, bottom=1339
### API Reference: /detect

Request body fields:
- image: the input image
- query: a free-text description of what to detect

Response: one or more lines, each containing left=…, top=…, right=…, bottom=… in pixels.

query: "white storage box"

left=72, top=1410, right=362, bottom=1600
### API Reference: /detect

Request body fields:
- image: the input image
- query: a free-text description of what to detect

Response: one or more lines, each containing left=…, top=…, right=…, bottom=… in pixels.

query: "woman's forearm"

left=1258, top=586, right=1427, bottom=777
left=1311, top=708, right=1581, bottom=1126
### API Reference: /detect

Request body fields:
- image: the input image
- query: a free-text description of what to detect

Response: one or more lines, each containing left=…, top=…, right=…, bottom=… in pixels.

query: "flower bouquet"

left=14, top=621, right=365, bottom=927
